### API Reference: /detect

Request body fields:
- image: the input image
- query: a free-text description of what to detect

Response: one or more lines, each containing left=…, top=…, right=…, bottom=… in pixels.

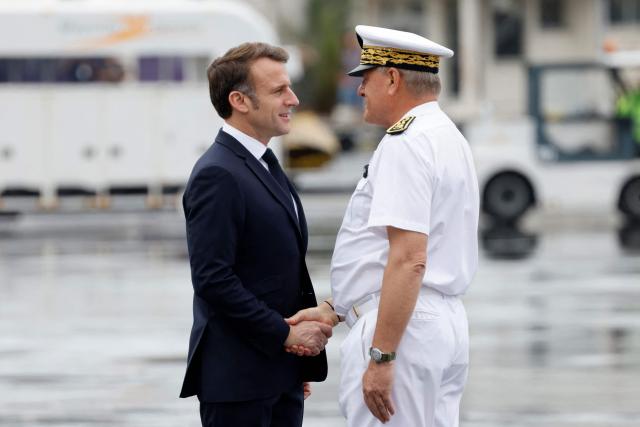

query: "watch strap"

left=369, top=347, right=396, bottom=363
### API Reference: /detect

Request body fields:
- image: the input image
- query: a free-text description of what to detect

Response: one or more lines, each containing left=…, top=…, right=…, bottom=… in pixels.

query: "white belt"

left=345, top=293, right=380, bottom=328
left=344, top=287, right=457, bottom=328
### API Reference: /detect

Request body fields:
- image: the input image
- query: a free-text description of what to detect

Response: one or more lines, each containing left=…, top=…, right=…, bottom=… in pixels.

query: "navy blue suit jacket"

left=179, top=130, right=327, bottom=402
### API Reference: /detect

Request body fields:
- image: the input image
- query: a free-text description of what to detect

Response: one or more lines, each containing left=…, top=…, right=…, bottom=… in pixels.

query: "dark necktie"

left=262, top=148, right=290, bottom=195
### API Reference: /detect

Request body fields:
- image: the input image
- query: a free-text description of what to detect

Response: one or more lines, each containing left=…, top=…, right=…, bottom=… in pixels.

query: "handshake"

left=283, top=301, right=340, bottom=356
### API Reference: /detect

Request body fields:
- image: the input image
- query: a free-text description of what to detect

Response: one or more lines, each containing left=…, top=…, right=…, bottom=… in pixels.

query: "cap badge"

left=386, top=116, right=415, bottom=135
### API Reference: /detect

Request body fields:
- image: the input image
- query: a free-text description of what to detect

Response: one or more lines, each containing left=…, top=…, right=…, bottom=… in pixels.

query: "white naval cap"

left=348, top=25, right=454, bottom=77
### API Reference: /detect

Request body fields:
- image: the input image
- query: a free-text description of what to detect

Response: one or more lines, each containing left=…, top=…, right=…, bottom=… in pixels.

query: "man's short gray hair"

left=380, top=67, right=441, bottom=97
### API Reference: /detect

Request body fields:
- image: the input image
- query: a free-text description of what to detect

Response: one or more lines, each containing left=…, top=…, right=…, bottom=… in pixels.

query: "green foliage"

left=303, top=0, right=350, bottom=112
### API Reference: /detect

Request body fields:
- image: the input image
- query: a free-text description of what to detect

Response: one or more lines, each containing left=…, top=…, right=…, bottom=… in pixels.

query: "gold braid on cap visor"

left=360, top=45, right=440, bottom=69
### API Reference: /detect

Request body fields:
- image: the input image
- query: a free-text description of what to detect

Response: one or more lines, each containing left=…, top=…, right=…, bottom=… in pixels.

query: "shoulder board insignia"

left=386, top=116, right=415, bottom=135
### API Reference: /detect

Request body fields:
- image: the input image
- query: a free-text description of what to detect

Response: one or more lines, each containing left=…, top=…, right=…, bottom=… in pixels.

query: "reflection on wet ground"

left=1, top=208, right=639, bottom=426
left=618, top=220, right=640, bottom=253
left=481, top=224, right=539, bottom=259
left=481, top=219, right=640, bottom=259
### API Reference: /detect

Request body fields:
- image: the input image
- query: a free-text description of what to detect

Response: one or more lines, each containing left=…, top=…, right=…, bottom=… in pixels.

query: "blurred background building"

left=249, top=0, right=640, bottom=118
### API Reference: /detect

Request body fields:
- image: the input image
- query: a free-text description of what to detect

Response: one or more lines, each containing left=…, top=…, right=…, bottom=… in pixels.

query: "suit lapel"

left=216, top=131, right=302, bottom=239
left=244, top=158, right=302, bottom=235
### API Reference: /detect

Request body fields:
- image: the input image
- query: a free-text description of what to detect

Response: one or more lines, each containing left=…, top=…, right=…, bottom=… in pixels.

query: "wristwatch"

left=369, top=347, right=396, bottom=363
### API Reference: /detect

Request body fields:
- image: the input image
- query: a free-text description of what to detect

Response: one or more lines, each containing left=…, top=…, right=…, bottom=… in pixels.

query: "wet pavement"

left=1, top=201, right=640, bottom=426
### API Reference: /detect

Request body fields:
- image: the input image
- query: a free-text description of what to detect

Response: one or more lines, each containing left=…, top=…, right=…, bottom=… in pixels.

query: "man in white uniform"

left=287, top=25, right=479, bottom=426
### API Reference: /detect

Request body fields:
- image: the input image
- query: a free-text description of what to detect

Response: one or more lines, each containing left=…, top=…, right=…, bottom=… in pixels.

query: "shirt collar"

left=222, top=122, right=267, bottom=161
left=404, top=100, right=441, bottom=118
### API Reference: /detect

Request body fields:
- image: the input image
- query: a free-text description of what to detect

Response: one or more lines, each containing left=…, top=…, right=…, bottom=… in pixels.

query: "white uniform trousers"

left=338, top=289, right=469, bottom=427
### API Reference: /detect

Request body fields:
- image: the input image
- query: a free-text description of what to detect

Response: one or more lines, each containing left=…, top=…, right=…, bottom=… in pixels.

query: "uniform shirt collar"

left=404, top=100, right=441, bottom=118
left=222, top=122, right=267, bottom=162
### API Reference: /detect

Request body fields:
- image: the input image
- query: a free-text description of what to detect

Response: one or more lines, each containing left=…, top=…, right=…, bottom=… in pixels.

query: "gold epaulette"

left=386, top=116, right=415, bottom=135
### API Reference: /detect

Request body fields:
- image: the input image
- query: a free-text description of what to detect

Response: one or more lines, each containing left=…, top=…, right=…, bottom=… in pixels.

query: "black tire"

left=619, top=177, right=640, bottom=220
left=483, top=172, right=534, bottom=222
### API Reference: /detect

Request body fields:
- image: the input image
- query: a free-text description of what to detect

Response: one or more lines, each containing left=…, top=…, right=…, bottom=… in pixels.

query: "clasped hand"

left=283, top=320, right=332, bottom=356
left=283, top=303, right=338, bottom=356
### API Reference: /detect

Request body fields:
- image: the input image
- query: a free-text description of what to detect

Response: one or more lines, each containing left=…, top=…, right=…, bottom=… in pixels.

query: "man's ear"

left=228, top=91, right=249, bottom=114
left=387, top=68, right=401, bottom=95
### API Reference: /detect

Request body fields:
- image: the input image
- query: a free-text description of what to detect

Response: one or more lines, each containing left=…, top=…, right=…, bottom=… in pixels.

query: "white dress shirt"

left=222, top=122, right=269, bottom=169
left=221, top=123, right=298, bottom=218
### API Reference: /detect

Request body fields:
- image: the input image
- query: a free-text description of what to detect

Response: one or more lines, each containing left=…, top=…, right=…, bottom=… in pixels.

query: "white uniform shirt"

left=330, top=101, right=479, bottom=317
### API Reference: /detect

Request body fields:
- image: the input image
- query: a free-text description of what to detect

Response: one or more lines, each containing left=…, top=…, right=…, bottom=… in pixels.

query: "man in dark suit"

left=180, top=42, right=331, bottom=427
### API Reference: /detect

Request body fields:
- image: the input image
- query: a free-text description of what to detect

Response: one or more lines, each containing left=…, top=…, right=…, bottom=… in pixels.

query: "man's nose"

left=357, top=83, right=365, bottom=97
left=286, top=88, right=299, bottom=106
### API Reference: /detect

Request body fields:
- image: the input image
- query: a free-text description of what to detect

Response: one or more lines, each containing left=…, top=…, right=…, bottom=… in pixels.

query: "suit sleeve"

left=184, top=165, right=290, bottom=357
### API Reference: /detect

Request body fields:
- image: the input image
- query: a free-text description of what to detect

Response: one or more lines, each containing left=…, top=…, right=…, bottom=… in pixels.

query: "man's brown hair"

left=207, top=42, right=289, bottom=119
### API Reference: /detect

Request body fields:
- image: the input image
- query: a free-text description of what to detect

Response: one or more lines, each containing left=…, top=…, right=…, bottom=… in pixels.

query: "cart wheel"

left=483, top=172, right=534, bottom=223
left=619, top=177, right=640, bottom=220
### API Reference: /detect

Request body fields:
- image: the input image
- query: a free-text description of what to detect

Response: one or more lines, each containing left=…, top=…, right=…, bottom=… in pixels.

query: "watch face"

left=370, top=347, right=382, bottom=361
